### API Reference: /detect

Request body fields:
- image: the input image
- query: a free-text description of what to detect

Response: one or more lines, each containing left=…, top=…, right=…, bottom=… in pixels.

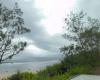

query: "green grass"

left=4, top=64, right=96, bottom=80
left=3, top=52, right=100, bottom=80
left=6, top=72, right=38, bottom=80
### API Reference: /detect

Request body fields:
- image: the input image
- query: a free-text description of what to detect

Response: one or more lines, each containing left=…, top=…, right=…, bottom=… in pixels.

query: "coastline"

left=0, top=60, right=60, bottom=80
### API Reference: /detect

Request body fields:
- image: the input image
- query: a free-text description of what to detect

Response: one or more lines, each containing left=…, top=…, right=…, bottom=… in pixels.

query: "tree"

left=60, top=11, right=100, bottom=66
left=0, top=3, right=30, bottom=63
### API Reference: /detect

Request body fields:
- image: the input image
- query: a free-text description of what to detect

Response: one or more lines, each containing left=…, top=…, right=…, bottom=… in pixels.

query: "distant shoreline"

left=0, top=60, right=60, bottom=80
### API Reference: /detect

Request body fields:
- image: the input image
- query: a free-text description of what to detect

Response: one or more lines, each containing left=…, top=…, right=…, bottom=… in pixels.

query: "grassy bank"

left=3, top=52, right=100, bottom=80
left=3, top=64, right=100, bottom=80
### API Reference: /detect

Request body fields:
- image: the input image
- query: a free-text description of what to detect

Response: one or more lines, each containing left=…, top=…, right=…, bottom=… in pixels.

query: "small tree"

left=60, top=11, right=100, bottom=66
left=0, top=3, right=30, bottom=63
left=61, top=11, right=86, bottom=55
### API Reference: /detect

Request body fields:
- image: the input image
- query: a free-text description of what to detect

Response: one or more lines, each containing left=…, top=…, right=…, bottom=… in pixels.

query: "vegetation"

left=2, top=11, right=100, bottom=80
left=60, top=11, right=100, bottom=68
left=0, top=3, right=30, bottom=63
left=4, top=64, right=98, bottom=80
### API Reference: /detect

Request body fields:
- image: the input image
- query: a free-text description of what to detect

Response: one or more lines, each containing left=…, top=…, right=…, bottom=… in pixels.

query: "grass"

left=4, top=64, right=97, bottom=80
left=3, top=52, right=100, bottom=80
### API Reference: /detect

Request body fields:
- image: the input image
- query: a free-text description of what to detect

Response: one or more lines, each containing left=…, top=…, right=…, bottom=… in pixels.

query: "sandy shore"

left=0, top=74, right=10, bottom=80
left=0, top=72, right=17, bottom=80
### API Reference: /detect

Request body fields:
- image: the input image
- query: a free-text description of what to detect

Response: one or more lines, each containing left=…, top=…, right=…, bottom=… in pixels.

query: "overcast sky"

left=0, top=0, right=100, bottom=61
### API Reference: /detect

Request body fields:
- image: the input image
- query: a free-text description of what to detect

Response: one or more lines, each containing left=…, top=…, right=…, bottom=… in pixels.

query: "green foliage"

left=61, top=11, right=100, bottom=58
left=0, top=3, right=30, bottom=63
left=3, top=53, right=100, bottom=80
left=7, top=72, right=37, bottom=80
left=38, top=63, right=67, bottom=77
left=60, top=11, right=100, bottom=68
left=68, top=66, right=91, bottom=75
left=4, top=65, right=94, bottom=80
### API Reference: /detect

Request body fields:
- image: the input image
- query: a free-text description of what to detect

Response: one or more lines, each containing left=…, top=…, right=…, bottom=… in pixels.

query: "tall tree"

left=0, top=3, right=30, bottom=63
left=60, top=11, right=100, bottom=64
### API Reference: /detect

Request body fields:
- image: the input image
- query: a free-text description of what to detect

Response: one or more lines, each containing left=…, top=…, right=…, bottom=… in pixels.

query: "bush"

left=7, top=72, right=37, bottom=80
left=38, top=63, right=67, bottom=77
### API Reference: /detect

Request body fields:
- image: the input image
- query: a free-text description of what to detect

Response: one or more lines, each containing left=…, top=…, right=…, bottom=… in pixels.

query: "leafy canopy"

left=0, top=3, right=30, bottom=63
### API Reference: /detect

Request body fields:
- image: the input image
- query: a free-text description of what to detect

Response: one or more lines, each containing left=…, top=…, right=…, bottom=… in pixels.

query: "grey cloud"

left=78, top=0, right=100, bottom=18
left=33, top=34, right=67, bottom=53
left=0, top=0, right=66, bottom=61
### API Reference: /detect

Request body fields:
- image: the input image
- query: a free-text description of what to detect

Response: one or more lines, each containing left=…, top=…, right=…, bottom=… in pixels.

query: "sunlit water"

left=0, top=60, right=60, bottom=76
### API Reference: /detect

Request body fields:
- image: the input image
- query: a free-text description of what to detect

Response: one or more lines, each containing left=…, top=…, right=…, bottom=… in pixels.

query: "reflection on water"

left=0, top=60, right=60, bottom=75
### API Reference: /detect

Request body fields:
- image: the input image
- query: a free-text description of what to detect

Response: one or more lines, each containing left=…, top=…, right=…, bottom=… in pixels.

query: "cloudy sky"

left=0, top=0, right=100, bottom=61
